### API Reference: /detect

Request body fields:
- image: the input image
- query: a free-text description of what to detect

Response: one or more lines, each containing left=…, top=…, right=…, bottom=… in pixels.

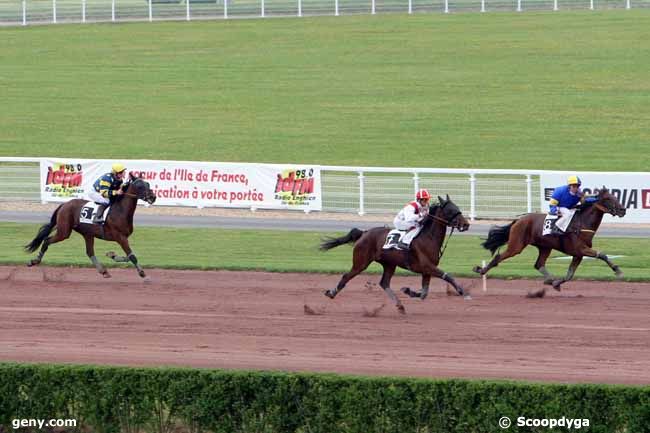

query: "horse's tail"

left=320, top=228, right=364, bottom=251
left=481, top=221, right=514, bottom=255
left=25, top=204, right=62, bottom=253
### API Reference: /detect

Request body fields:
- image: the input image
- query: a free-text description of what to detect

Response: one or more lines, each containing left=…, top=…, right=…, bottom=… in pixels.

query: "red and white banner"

left=40, top=159, right=322, bottom=211
left=540, top=172, right=650, bottom=224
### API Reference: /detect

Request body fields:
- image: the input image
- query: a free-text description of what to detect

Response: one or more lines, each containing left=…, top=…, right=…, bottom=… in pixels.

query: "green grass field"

left=2, top=11, right=650, bottom=169
left=3, top=222, right=649, bottom=280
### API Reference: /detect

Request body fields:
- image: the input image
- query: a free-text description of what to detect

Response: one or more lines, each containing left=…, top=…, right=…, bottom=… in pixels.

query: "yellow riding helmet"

left=111, top=163, right=126, bottom=174
left=567, top=175, right=581, bottom=186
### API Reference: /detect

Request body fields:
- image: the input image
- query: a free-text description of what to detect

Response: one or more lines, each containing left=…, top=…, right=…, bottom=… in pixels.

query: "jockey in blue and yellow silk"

left=548, top=175, right=594, bottom=233
left=88, top=163, right=127, bottom=223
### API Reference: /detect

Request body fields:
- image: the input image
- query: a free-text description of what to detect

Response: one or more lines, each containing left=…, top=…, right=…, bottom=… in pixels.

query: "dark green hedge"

left=0, top=363, right=648, bottom=433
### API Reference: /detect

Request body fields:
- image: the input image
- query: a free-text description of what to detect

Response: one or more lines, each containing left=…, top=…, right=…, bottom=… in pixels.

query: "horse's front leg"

left=379, top=264, right=405, bottom=314
left=401, top=274, right=431, bottom=300
left=108, top=236, right=146, bottom=278
left=85, top=235, right=110, bottom=278
left=551, top=256, right=583, bottom=291
left=588, top=249, right=623, bottom=279
left=427, top=267, right=470, bottom=300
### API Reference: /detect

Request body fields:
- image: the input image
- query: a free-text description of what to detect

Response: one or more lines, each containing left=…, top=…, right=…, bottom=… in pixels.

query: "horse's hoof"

left=472, top=266, right=482, bottom=274
left=615, top=272, right=624, bottom=280
left=552, top=280, right=562, bottom=291
left=27, top=260, right=39, bottom=267
left=138, top=270, right=146, bottom=278
left=102, top=272, right=111, bottom=279
left=396, top=304, right=406, bottom=314
left=400, top=287, right=410, bottom=295
left=543, top=279, right=554, bottom=286
left=324, top=289, right=336, bottom=299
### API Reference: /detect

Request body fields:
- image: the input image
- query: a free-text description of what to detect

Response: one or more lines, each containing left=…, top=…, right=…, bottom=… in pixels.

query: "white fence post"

left=22, top=0, right=26, bottom=25
left=261, top=0, right=265, bottom=17
left=298, top=0, right=302, bottom=16
left=469, top=173, right=476, bottom=221
left=186, top=0, right=190, bottom=20
left=224, top=0, right=228, bottom=18
left=589, top=0, right=594, bottom=9
left=53, top=0, right=57, bottom=23
left=626, top=0, right=630, bottom=9
left=481, top=0, right=485, bottom=12
left=408, top=0, right=412, bottom=14
left=335, top=0, right=339, bottom=16
left=371, top=0, right=375, bottom=14
left=358, top=171, right=365, bottom=216
left=526, top=174, right=533, bottom=213
left=413, top=172, right=420, bottom=194
left=82, top=0, right=86, bottom=22
left=517, top=0, right=522, bottom=11
left=111, top=0, right=115, bottom=22
left=444, top=0, right=449, bottom=13
left=553, top=0, right=558, bottom=10
left=148, top=0, right=152, bottom=21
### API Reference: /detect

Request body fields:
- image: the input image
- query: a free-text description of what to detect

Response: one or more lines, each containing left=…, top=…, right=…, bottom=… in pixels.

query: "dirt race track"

left=1, top=265, right=649, bottom=385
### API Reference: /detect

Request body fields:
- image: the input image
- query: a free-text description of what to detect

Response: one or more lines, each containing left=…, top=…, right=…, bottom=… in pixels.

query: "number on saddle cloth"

left=80, top=202, right=110, bottom=225
left=383, top=229, right=404, bottom=250
left=542, top=214, right=558, bottom=236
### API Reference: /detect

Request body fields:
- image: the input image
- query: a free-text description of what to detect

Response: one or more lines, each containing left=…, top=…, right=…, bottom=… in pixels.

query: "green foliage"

left=2, top=12, right=650, bottom=170
left=0, top=363, right=648, bottom=432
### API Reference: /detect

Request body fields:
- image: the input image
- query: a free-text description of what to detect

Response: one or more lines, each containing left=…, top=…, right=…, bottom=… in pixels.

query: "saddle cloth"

left=382, top=229, right=405, bottom=250
left=79, top=202, right=110, bottom=225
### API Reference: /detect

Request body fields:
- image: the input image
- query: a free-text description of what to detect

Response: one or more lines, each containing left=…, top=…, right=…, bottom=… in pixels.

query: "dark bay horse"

left=472, top=187, right=626, bottom=296
left=25, top=175, right=156, bottom=279
left=320, top=195, right=471, bottom=313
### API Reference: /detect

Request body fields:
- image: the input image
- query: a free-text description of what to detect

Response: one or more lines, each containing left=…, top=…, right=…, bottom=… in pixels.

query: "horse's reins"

left=429, top=203, right=461, bottom=260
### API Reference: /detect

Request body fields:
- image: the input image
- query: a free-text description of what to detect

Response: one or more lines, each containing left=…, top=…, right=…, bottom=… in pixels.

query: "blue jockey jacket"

left=549, top=184, right=597, bottom=215
left=93, top=173, right=124, bottom=200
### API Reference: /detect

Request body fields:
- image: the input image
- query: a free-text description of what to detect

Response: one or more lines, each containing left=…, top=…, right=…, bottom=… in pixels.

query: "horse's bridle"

left=430, top=201, right=462, bottom=228
left=594, top=202, right=617, bottom=216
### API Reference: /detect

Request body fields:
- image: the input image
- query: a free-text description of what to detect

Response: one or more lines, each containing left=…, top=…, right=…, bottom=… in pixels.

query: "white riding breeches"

left=556, top=207, right=576, bottom=232
left=87, top=190, right=109, bottom=205
left=400, top=226, right=423, bottom=246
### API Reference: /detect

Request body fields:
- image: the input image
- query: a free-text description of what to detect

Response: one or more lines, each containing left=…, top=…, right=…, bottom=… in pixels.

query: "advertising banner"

left=540, top=172, right=650, bottom=223
left=40, top=159, right=322, bottom=211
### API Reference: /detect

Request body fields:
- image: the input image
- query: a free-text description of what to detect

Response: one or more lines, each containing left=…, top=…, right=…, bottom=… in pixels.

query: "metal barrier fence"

left=0, top=157, right=542, bottom=219
left=1, top=0, right=649, bottom=26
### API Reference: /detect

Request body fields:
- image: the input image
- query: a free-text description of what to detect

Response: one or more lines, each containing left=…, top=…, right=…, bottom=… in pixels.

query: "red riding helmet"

left=416, top=189, right=431, bottom=201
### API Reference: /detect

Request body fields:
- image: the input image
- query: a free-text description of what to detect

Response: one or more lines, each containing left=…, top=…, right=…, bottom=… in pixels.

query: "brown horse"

left=25, top=175, right=156, bottom=279
left=320, top=195, right=471, bottom=313
left=472, top=187, right=626, bottom=296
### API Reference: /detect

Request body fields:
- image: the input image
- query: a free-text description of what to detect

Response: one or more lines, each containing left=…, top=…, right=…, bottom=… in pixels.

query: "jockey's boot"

left=93, top=204, right=106, bottom=224
left=397, top=241, right=410, bottom=250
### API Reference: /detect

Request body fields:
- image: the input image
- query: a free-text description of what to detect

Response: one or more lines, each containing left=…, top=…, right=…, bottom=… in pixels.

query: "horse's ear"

left=446, top=194, right=450, bottom=201
left=438, top=195, right=444, bottom=204
left=601, top=185, right=608, bottom=193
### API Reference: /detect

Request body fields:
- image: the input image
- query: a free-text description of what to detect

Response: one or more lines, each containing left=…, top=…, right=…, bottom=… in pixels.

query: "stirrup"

left=397, top=242, right=409, bottom=250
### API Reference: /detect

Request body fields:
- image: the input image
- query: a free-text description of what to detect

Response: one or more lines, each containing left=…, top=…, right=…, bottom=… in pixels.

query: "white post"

left=82, top=0, right=86, bottom=22
left=111, top=0, right=115, bottom=21
left=553, top=0, right=558, bottom=10
left=413, top=172, right=420, bottom=194
left=186, top=0, right=190, bottom=20
left=408, top=0, right=412, bottom=14
left=481, top=0, right=485, bottom=12
left=224, top=0, right=228, bottom=18
left=53, top=0, right=57, bottom=23
left=469, top=173, right=476, bottom=221
left=444, top=0, right=449, bottom=13
left=482, top=260, right=487, bottom=292
left=148, top=0, right=152, bottom=21
left=526, top=175, right=532, bottom=213
left=517, top=0, right=521, bottom=11
left=358, top=171, right=365, bottom=216
left=22, top=0, right=26, bottom=25
left=261, top=0, right=265, bottom=17
left=371, top=0, right=375, bottom=14
left=335, top=0, right=339, bottom=16
left=298, top=0, right=302, bottom=16
left=626, top=0, right=630, bottom=9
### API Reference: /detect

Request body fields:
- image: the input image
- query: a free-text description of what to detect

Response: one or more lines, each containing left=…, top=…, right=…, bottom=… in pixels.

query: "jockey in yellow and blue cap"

left=547, top=175, right=593, bottom=234
left=87, top=163, right=127, bottom=224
